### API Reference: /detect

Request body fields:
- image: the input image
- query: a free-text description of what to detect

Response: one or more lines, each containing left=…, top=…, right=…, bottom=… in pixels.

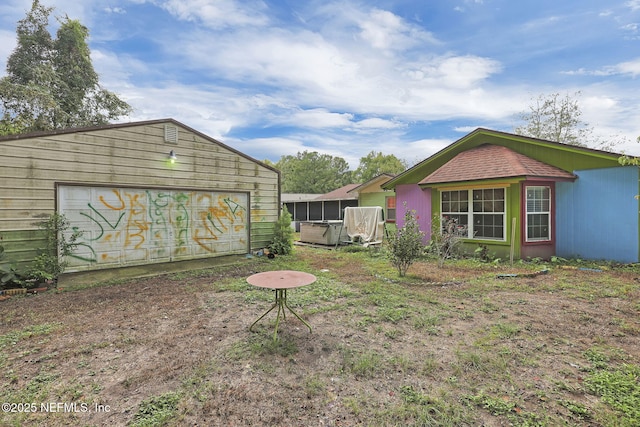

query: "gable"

left=384, top=128, right=622, bottom=188
left=420, top=144, right=576, bottom=185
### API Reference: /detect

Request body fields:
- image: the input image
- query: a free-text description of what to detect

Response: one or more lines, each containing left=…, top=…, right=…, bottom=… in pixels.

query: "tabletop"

left=246, top=270, right=317, bottom=289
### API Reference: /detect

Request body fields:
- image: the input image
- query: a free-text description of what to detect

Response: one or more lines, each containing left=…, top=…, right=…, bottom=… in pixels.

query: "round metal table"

left=247, top=270, right=316, bottom=340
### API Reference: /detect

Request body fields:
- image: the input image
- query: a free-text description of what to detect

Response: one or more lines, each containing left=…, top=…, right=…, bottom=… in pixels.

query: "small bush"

left=429, top=214, right=467, bottom=268
left=269, top=207, right=294, bottom=255
left=28, top=213, right=82, bottom=284
left=386, top=205, right=425, bottom=276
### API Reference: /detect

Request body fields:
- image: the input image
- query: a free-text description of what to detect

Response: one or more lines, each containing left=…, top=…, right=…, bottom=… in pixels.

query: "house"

left=383, top=128, right=639, bottom=263
left=0, top=119, right=280, bottom=274
left=347, top=173, right=397, bottom=223
left=283, top=184, right=359, bottom=230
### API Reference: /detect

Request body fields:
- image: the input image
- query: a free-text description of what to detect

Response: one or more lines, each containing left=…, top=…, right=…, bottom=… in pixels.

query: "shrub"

left=429, top=214, right=467, bottom=268
left=269, top=207, right=294, bottom=255
left=28, top=213, right=82, bottom=284
left=387, top=205, right=425, bottom=276
left=0, top=244, right=26, bottom=288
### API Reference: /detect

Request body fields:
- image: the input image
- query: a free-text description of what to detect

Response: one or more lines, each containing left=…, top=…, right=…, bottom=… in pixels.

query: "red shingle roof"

left=315, top=184, right=360, bottom=200
left=419, top=144, right=576, bottom=185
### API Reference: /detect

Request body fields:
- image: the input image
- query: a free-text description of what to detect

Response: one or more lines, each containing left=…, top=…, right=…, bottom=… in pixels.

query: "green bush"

left=269, top=207, right=294, bottom=255
left=386, top=205, right=425, bottom=276
left=27, top=213, right=82, bottom=284
left=0, top=245, right=26, bottom=288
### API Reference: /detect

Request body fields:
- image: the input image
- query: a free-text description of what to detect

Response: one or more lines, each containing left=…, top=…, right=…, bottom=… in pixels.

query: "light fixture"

left=168, top=150, right=177, bottom=164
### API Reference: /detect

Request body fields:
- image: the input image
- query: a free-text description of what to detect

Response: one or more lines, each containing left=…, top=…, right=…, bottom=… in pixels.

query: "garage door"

left=58, top=185, right=249, bottom=272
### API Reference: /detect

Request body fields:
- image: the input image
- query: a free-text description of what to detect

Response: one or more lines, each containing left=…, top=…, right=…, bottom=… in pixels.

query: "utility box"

left=299, top=221, right=348, bottom=245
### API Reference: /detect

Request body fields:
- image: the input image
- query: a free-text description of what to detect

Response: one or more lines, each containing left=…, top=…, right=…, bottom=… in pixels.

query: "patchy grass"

left=0, top=246, right=638, bottom=426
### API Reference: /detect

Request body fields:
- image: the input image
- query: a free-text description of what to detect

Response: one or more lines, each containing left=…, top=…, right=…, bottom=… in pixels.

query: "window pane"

left=473, top=214, right=504, bottom=239
left=526, top=186, right=551, bottom=241
left=527, top=214, right=549, bottom=240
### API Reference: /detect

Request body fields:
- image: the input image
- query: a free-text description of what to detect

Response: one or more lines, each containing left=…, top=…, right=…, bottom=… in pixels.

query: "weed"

left=559, top=399, right=592, bottom=420
left=468, top=392, right=516, bottom=415
left=0, top=323, right=61, bottom=350
left=131, top=391, right=182, bottom=427
left=303, top=374, right=325, bottom=397
left=585, top=363, right=640, bottom=425
left=342, top=349, right=382, bottom=378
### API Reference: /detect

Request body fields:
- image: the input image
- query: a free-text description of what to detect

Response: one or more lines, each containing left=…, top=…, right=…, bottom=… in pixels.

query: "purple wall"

left=395, top=184, right=432, bottom=242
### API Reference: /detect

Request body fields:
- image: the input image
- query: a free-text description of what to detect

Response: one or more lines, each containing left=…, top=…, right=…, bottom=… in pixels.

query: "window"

left=386, top=196, right=396, bottom=222
left=472, top=189, right=505, bottom=240
left=526, top=186, right=551, bottom=242
left=441, top=188, right=506, bottom=240
left=441, top=190, right=469, bottom=230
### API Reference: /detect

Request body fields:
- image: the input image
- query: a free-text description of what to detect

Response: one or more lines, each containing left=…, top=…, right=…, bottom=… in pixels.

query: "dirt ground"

left=1, top=246, right=639, bottom=426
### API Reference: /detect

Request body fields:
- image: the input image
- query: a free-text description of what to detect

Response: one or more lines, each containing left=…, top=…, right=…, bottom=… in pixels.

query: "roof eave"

left=418, top=173, right=577, bottom=188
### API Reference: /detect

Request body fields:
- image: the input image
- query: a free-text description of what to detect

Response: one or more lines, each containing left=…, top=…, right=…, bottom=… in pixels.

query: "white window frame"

left=440, top=188, right=507, bottom=241
left=525, top=185, right=551, bottom=242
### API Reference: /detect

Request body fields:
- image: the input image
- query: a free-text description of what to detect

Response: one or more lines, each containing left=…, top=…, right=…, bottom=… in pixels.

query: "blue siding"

left=556, top=167, right=639, bottom=263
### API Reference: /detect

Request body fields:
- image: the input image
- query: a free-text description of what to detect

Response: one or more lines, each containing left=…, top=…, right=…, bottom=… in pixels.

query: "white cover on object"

left=343, top=206, right=384, bottom=243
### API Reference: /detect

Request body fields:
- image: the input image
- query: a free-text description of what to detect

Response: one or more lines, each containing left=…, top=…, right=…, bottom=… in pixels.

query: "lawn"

left=1, top=245, right=639, bottom=426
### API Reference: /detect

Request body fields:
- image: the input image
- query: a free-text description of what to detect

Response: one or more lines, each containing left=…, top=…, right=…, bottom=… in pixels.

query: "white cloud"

left=357, top=8, right=437, bottom=51
left=626, top=0, right=640, bottom=11
left=616, top=58, right=640, bottom=76
left=160, top=0, right=269, bottom=28
left=563, top=57, right=640, bottom=77
left=104, top=7, right=126, bottom=14
left=283, top=109, right=354, bottom=129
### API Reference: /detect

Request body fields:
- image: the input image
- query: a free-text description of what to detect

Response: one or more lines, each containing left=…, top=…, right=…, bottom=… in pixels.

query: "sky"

left=0, top=0, right=639, bottom=169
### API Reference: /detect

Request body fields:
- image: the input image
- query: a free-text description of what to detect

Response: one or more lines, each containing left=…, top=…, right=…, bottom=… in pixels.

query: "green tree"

left=269, top=207, right=294, bottom=255
left=276, top=150, right=352, bottom=193
left=0, top=0, right=131, bottom=134
left=514, top=91, right=625, bottom=151
left=514, top=92, right=589, bottom=146
left=353, top=151, right=407, bottom=183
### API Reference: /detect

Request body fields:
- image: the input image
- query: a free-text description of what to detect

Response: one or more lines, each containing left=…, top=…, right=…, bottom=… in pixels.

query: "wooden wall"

left=0, top=119, right=280, bottom=270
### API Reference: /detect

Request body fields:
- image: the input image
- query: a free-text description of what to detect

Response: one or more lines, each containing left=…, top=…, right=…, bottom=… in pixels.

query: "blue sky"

left=1, top=0, right=639, bottom=168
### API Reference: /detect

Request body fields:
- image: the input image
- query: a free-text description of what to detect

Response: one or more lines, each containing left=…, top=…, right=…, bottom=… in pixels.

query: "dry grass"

left=1, top=246, right=639, bottom=426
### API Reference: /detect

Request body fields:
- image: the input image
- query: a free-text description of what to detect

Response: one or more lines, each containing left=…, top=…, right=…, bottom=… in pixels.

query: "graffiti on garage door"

left=58, top=186, right=248, bottom=270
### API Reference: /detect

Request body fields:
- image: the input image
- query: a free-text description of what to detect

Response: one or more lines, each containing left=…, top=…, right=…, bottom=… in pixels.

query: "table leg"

left=282, top=289, right=312, bottom=334
left=249, top=288, right=312, bottom=340
left=249, top=300, right=278, bottom=333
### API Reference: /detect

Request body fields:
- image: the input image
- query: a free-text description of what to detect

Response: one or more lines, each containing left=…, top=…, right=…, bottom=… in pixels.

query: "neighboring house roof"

left=281, top=194, right=319, bottom=203
left=419, top=144, right=576, bottom=185
left=282, top=184, right=360, bottom=203
left=348, top=173, right=396, bottom=193
left=315, top=184, right=360, bottom=200
left=383, top=128, right=623, bottom=189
